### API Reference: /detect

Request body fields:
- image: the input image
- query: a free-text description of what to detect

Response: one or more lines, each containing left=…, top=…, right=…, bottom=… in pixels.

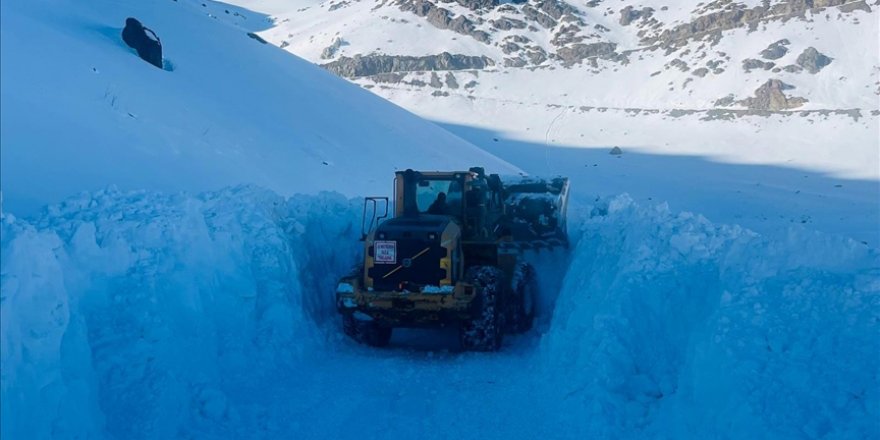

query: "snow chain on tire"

left=460, top=266, right=504, bottom=351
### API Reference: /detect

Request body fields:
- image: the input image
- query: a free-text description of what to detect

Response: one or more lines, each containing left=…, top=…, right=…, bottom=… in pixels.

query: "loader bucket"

left=502, top=176, right=570, bottom=247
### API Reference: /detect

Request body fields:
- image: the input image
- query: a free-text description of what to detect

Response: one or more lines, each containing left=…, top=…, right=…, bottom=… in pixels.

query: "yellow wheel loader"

left=336, top=167, right=569, bottom=351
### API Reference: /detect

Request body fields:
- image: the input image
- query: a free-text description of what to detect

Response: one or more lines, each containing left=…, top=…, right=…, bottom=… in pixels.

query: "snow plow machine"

left=336, top=167, right=569, bottom=351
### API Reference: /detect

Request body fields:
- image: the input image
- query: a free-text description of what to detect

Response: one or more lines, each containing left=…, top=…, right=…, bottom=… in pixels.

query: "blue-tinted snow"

left=2, top=187, right=877, bottom=438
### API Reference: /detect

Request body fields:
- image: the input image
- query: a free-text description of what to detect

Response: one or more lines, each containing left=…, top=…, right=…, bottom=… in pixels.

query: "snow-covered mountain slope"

left=0, top=0, right=517, bottom=216
left=233, top=0, right=878, bottom=113
left=226, top=0, right=879, bottom=245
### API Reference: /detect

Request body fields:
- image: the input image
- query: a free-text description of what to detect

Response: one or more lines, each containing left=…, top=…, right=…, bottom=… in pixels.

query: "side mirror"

left=361, top=197, right=389, bottom=240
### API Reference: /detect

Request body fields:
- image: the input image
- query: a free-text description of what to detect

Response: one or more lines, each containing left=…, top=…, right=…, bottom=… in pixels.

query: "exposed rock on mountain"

left=320, top=37, right=347, bottom=60
left=400, top=0, right=491, bottom=43
left=490, top=17, right=527, bottom=30
left=739, top=79, right=808, bottom=110
left=451, top=0, right=500, bottom=10
left=760, top=39, right=790, bottom=60
left=796, top=47, right=833, bottom=74
left=241, top=0, right=875, bottom=121
left=692, top=67, right=709, bottom=77
left=323, top=53, right=495, bottom=78
left=619, top=6, right=654, bottom=26
left=641, top=0, right=853, bottom=48
left=555, top=42, right=620, bottom=66
left=743, top=58, right=775, bottom=72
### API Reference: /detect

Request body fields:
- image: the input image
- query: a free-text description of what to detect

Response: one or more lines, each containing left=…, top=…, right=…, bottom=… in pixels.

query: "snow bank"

left=0, top=212, right=104, bottom=439
left=1, top=186, right=361, bottom=439
left=540, top=195, right=879, bottom=438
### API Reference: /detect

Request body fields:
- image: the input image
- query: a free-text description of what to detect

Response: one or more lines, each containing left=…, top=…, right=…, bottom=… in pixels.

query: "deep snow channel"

left=1, top=186, right=877, bottom=439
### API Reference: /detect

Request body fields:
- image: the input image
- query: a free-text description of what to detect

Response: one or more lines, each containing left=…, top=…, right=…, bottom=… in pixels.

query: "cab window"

left=416, top=179, right=463, bottom=215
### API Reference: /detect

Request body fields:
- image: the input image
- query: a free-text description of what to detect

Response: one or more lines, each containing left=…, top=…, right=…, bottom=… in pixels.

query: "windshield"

left=416, top=178, right=462, bottom=216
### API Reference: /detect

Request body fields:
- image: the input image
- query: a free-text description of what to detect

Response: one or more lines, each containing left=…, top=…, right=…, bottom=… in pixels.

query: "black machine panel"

left=368, top=216, right=451, bottom=291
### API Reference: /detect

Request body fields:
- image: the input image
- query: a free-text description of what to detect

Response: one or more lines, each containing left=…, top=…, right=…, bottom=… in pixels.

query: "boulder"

left=760, top=39, right=790, bottom=60
left=738, top=79, right=807, bottom=110
left=121, top=17, right=163, bottom=69
left=796, top=47, right=832, bottom=74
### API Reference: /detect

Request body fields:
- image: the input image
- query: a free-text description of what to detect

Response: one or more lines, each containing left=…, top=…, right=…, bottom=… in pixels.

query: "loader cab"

left=392, top=168, right=504, bottom=241
left=394, top=170, right=467, bottom=219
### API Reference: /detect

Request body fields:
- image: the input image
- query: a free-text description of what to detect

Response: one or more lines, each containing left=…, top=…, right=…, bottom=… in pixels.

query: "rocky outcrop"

left=501, top=41, right=522, bottom=54
left=429, top=72, right=443, bottom=88
left=760, top=39, right=790, bottom=60
left=323, top=53, right=494, bottom=78
left=714, top=94, right=736, bottom=107
left=551, top=24, right=586, bottom=46
left=490, top=17, right=527, bottom=30
left=320, top=37, right=347, bottom=59
left=642, top=0, right=850, bottom=48
left=400, top=0, right=490, bottom=43
left=692, top=67, right=709, bottom=77
left=451, top=0, right=498, bottom=10
left=444, top=72, right=459, bottom=89
left=694, top=58, right=725, bottom=74
left=669, top=58, right=689, bottom=71
left=796, top=47, right=832, bottom=74
left=738, top=79, right=808, bottom=110
left=247, top=32, right=268, bottom=44
left=555, top=42, right=619, bottom=66
left=536, top=0, right=579, bottom=20
left=521, top=5, right=558, bottom=28
left=619, top=6, right=654, bottom=26
left=742, top=58, right=775, bottom=72
left=524, top=47, right=548, bottom=65
left=327, top=1, right=350, bottom=11
left=839, top=0, right=872, bottom=12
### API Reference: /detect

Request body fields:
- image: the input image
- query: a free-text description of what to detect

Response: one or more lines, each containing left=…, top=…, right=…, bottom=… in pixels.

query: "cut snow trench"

left=1, top=186, right=877, bottom=439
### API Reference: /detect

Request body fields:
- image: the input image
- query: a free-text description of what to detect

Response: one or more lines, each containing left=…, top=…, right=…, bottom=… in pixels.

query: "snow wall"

left=2, top=188, right=877, bottom=439
left=541, top=195, right=879, bottom=438
left=0, top=186, right=362, bottom=439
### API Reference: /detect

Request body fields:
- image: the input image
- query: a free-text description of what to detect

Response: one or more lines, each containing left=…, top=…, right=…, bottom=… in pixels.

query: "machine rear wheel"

left=460, top=266, right=504, bottom=351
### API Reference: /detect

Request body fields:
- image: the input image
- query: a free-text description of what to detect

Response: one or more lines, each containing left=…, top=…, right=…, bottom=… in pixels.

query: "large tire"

left=460, top=266, right=504, bottom=351
left=343, top=314, right=392, bottom=347
left=507, top=263, right=537, bottom=333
